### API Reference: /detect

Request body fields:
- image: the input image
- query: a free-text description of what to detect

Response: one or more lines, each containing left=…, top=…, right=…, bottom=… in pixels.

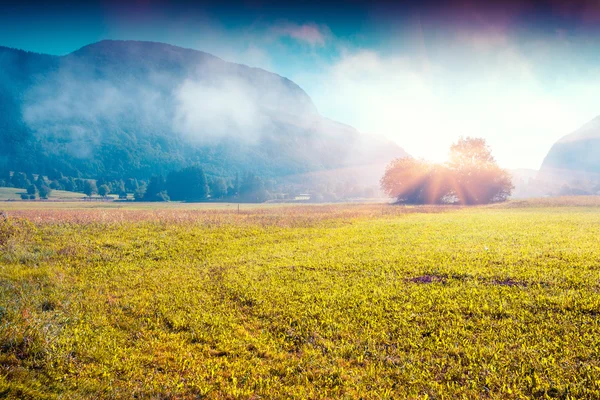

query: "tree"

left=125, top=178, right=139, bottom=193
left=239, top=173, right=270, bottom=203
left=166, top=167, right=208, bottom=202
left=83, top=180, right=97, bottom=197
left=34, top=175, right=48, bottom=190
left=233, top=172, right=240, bottom=197
left=49, top=180, right=63, bottom=190
left=96, top=177, right=107, bottom=189
left=38, top=184, right=52, bottom=199
left=0, top=169, right=11, bottom=187
left=381, top=158, right=450, bottom=204
left=59, top=177, right=74, bottom=191
left=98, top=184, right=111, bottom=197
left=449, top=137, right=495, bottom=166
left=11, top=172, right=30, bottom=189
left=143, top=176, right=169, bottom=202
left=26, top=184, right=38, bottom=199
left=47, top=168, right=63, bottom=181
left=112, top=180, right=127, bottom=199
left=227, top=184, right=236, bottom=198
left=448, top=137, right=513, bottom=204
left=381, top=137, right=512, bottom=205
left=134, top=183, right=147, bottom=201
left=154, top=191, right=170, bottom=202
left=209, top=177, right=227, bottom=199
left=74, top=178, right=86, bottom=193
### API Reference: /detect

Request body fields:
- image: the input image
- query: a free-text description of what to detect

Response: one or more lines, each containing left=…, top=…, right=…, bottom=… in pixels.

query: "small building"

left=294, top=193, right=311, bottom=201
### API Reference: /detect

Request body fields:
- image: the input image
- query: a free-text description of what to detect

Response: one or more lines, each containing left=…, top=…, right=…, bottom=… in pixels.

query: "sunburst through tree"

left=381, top=137, right=513, bottom=205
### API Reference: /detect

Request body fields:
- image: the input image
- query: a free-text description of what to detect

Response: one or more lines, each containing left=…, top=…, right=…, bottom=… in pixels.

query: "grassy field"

left=1, top=199, right=600, bottom=398
left=0, top=200, right=303, bottom=211
left=0, top=187, right=87, bottom=201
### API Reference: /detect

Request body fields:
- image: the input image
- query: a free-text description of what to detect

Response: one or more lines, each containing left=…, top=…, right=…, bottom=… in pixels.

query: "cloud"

left=173, top=77, right=268, bottom=144
left=20, top=58, right=173, bottom=158
left=23, top=78, right=131, bottom=157
left=271, top=22, right=329, bottom=46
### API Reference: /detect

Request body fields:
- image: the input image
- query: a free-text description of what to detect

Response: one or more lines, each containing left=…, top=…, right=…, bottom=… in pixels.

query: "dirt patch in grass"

left=408, top=274, right=447, bottom=284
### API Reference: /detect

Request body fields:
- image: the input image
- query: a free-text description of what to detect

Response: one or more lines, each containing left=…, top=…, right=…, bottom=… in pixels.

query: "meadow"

left=0, top=188, right=86, bottom=202
left=1, top=198, right=600, bottom=398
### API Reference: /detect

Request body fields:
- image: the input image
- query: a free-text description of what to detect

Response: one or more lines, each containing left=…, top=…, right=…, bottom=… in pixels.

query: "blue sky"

left=2, top=0, right=600, bottom=169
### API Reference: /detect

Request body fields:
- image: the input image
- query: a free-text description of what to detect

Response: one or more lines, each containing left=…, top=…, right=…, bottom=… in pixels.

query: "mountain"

left=538, top=116, right=600, bottom=185
left=0, top=40, right=406, bottom=183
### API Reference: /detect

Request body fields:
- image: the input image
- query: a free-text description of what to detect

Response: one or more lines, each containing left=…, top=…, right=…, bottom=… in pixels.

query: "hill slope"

left=0, top=40, right=406, bottom=182
left=539, top=116, right=600, bottom=186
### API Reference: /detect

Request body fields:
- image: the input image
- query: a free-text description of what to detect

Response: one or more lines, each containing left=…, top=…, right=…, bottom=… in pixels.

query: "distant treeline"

left=139, top=168, right=273, bottom=203
left=0, top=167, right=271, bottom=202
left=0, top=166, right=380, bottom=203
left=0, top=169, right=136, bottom=200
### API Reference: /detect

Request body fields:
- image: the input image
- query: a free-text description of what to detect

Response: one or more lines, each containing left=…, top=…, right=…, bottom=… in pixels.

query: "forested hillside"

left=0, top=40, right=405, bottom=187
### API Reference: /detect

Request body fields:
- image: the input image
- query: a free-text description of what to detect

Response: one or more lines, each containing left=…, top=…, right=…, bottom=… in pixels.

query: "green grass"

left=0, top=187, right=27, bottom=200
left=0, top=187, right=86, bottom=201
left=1, top=200, right=600, bottom=398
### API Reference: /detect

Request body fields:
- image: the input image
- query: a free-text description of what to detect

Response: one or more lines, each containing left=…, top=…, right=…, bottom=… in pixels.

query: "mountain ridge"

left=538, top=116, right=600, bottom=184
left=0, top=40, right=406, bottom=184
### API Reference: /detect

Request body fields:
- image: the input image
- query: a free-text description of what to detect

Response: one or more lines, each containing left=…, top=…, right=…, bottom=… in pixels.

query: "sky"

left=1, top=0, right=600, bottom=169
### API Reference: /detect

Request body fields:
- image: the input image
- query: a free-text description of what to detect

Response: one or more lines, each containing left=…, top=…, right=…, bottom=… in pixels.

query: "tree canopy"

left=381, top=137, right=513, bottom=205
left=239, top=173, right=271, bottom=203
left=83, top=180, right=97, bottom=197
left=98, top=184, right=111, bottom=197
left=143, top=176, right=169, bottom=202
left=166, top=166, right=209, bottom=202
